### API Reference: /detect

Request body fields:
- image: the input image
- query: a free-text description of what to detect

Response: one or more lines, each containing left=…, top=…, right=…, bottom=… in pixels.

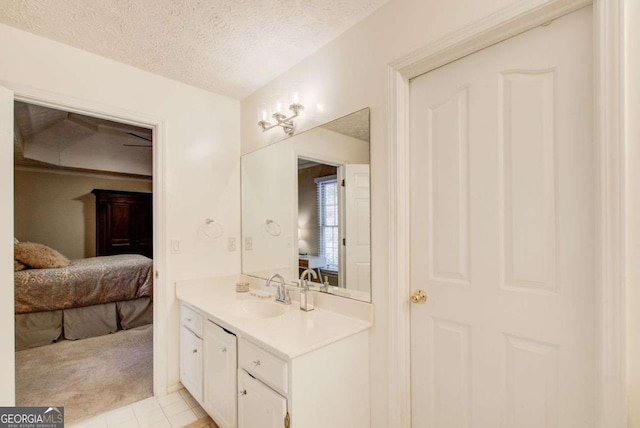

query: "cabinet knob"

left=192, top=349, right=198, bottom=354
left=252, top=360, right=261, bottom=367
left=187, top=318, right=192, bottom=322
left=239, top=389, right=247, bottom=396
left=220, top=347, right=227, bottom=353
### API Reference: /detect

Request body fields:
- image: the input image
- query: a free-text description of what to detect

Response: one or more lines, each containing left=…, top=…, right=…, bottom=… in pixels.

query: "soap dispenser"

left=321, top=275, right=330, bottom=292
left=300, top=279, right=314, bottom=312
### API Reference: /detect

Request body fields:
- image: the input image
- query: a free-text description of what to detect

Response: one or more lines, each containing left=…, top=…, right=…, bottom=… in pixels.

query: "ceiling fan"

left=123, top=132, right=152, bottom=148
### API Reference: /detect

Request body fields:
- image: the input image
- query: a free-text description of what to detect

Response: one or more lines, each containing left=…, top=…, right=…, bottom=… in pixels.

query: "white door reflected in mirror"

left=342, top=164, right=370, bottom=293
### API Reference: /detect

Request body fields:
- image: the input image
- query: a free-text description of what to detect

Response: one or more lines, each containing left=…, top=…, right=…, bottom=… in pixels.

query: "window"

left=316, top=176, right=339, bottom=270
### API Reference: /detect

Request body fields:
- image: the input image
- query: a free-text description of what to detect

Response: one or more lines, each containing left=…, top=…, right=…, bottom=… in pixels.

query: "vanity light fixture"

left=257, top=99, right=304, bottom=136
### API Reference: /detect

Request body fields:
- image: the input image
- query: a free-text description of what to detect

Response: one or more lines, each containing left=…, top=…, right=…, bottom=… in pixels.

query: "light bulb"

left=257, top=103, right=269, bottom=122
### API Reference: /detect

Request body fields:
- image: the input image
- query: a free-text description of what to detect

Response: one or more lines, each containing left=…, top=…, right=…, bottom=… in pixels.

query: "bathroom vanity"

left=178, top=108, right=374, bottom=427
left=177, top=275, right=372, bottom=428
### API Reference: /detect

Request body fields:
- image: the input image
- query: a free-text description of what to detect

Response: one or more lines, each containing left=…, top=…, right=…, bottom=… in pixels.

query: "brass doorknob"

left=411, top=290, right=427, bottom=304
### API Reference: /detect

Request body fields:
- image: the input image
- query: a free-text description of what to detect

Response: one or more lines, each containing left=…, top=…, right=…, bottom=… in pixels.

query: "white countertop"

left=175, top=275, right=372, bottom=360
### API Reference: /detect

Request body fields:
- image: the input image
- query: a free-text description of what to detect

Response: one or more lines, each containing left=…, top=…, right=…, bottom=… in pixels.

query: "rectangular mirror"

left=241, top=108, right=371, bottom=302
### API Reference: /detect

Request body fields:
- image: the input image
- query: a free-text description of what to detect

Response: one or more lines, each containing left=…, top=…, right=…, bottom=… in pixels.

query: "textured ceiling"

left=321, top=108, right=370, bottom=141
left=0, top=0, right=388, bottom=99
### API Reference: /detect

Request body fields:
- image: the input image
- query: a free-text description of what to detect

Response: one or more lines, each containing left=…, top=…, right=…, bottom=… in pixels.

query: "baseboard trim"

left=165, top=382, right=184, bottom=395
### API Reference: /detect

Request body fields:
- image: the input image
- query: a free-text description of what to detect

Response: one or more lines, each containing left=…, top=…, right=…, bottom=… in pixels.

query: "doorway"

left=0, top=84, right=169, bottom=415
left=13, top=101, right=155, bottom=422
left=386, top=0, right=626, bottom=426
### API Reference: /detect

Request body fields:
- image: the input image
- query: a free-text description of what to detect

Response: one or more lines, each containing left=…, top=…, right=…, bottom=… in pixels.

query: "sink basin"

left=231, top=300, right=287, bottom=319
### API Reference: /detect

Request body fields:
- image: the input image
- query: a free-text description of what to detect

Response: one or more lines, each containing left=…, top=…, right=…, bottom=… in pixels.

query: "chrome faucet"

left=266, top=273, right=291, bottom=304
left=299, top=269, right=318, bottom=312
left=300, top=269, right=318, bottom=289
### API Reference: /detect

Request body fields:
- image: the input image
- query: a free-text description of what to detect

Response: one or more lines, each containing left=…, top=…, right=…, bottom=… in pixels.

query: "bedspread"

left=15, top=254, right=153, bottom=314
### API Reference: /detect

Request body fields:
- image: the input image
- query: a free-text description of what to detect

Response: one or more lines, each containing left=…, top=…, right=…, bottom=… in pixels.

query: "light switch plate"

left=228, top=237, right=236, bottom=252
left=170, top=240, right=181, bottom=254
left=245, top=237, right=253, bottom=251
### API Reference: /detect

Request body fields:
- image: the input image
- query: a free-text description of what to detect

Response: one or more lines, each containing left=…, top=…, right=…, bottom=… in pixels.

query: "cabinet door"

left=93, top=190, right=153, bottom=257
left=132, top=201, right=153, bottom=258
left=181, top=326, right=203, bottom=403
left=105, top=201, right=134, bottom=254
left=203, top=321, right=237, bottom=428
left=238, top=369, right=287, bottom=428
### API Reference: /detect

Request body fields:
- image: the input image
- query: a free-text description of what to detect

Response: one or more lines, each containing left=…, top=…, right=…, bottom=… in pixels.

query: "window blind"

left=316, top=176, right=339, bottom=270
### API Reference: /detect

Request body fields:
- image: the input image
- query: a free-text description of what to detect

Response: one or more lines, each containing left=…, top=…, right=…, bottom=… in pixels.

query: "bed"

left=15, top=254, right=153, bottom=351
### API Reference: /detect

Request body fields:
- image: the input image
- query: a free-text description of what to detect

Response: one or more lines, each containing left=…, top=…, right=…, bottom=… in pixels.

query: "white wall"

left=240, top=0, right=529, bottom=425
left=242, top=138, right=297, bottom=279
left=0, top=23, right=240, bottom=403
left=626, top=0, right=640, bottom=424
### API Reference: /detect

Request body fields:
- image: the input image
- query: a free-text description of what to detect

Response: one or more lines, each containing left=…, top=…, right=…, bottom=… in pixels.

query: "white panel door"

left=410, top=7, right=595, bottom=428
left=180, top=326, right=203, bottom=403
left=237, top=369, right=287, bottom=428
left=203, top=320, right=237, bottom=428
left=343, top=164, right=371, bottom=292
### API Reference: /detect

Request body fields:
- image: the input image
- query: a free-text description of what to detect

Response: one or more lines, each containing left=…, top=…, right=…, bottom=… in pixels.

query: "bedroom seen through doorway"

left=12, top=100, right=155, bottom=424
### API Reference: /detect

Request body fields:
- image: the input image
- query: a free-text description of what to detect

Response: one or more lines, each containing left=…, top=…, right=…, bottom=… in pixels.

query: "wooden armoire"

left=92, top=189, right=153, bottom=258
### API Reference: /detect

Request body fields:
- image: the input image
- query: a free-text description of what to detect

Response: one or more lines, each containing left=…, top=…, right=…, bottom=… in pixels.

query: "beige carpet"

left=16, top=324, right=153, bottom=424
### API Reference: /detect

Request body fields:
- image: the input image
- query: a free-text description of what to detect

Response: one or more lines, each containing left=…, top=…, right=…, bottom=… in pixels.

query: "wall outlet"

left=245, top=237, right=253, bottom=251
left=228, top=237, right=236, bottom=252
left=170, top=240, right=181, bottom=254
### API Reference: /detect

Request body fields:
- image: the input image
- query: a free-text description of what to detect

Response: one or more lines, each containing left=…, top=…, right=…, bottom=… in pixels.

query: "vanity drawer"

left=238, top=338, right=288, bottom=395
left=182, top=304, right=203, bottom=337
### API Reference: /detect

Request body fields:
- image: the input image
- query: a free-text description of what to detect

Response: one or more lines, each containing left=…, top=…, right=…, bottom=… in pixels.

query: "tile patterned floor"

left=69, top=388, right=217, bottom=428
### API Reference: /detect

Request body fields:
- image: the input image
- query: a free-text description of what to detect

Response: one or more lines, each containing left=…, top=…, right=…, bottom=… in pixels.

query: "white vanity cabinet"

left=238, top=369, right=288, bottom=428
left=238, top=338, right=287, bottom=395
left=180, top=311, right=203, bottom=403
left=237, top=334, right=370, bottom=428
left=203, top=320, right=237, bottom=428
left=237, top=338, right=289, bottom=428
left=177, top=293, right=371, bottom=428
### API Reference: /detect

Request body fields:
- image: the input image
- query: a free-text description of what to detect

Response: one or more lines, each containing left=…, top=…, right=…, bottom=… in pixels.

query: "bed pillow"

left=14, top=242, right=70, bottom=269
left=14, top=260, right=26, bottom=272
